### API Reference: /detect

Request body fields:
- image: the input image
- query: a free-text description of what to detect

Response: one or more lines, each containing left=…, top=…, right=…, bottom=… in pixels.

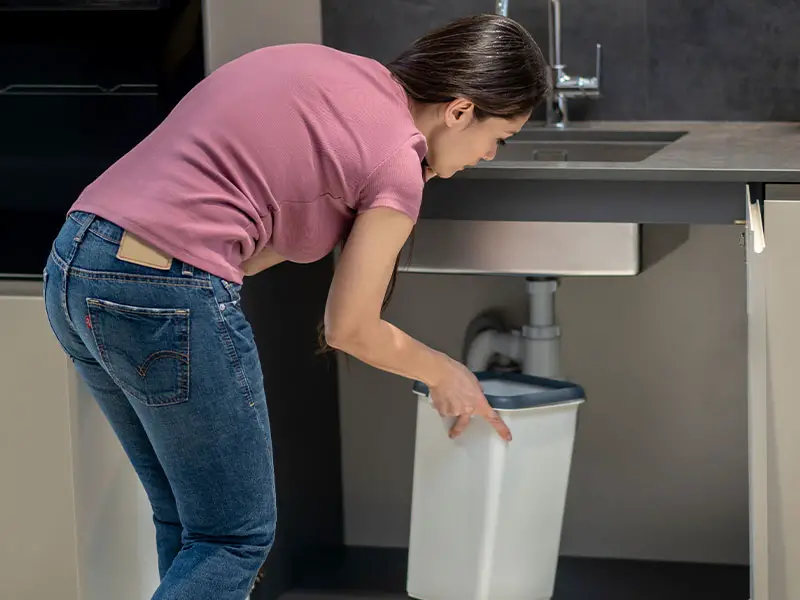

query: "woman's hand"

left=429, top=358, right=512, bottom=442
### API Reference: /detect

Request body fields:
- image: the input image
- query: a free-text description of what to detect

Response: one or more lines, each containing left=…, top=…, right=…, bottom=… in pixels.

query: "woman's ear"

left=444, top=98, right=476, bottom=129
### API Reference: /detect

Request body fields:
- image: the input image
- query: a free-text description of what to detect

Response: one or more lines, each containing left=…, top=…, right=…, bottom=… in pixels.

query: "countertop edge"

left=453, top=121, right=800, bottom=183
left=455, top=168, right=800, bottom=183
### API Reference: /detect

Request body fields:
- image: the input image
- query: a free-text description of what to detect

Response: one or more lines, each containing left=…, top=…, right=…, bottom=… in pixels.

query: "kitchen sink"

left=496, top=129, right=688, bottom=163
left=402, top=128, right=692, bottom=277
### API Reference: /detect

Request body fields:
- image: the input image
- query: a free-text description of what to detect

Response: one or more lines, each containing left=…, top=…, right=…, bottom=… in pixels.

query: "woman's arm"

left=324, top=207, right=450, bottom=388
left=326, top=206, right=511, bottom=441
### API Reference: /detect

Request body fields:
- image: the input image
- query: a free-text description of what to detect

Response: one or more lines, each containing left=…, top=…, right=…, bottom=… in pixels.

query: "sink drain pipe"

left=523, top=278, right=561, bottom=378
left=464, top=277, right=561, bottom=378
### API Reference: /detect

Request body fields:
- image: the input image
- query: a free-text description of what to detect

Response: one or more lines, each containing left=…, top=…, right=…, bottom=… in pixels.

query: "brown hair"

left=318, top=14, right=549, bottom=351
left=387, top=13, right=550, bottom=120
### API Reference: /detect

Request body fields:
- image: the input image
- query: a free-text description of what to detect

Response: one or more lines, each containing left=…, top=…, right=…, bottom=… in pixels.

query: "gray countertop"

left=460, top=121, right=800, bottom=183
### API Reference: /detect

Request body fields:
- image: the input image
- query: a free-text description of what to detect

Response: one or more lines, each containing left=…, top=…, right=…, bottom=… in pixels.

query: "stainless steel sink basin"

left=496, top=129, right=688, bottom=163
left=401, top=128, right=692, bottom=277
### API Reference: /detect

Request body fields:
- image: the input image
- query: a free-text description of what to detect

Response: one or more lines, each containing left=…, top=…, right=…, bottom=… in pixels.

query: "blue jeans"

left=43, top=211, right=276, bottom=600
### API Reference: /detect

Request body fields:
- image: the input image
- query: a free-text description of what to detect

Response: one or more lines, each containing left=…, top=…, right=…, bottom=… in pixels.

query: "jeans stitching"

left=87, top=303, right=192, bottom=408
left=69, top=212, right=120, bottom=243
left=139, top=350, right=190, bottom=373
left=85, top=227, right=120, bottom=245
left=211, top=284, right=256, bottom=409
left=60, top=258, right=75, bottom=335
left=87, top=298, right=191, bottom=317
left=50, top=248, right=69, bottom=271
left=50, top=249, right=212, bottom=289
left=71, top=270, right=211, bottom=289
left=184, top=309, right=191, bottom=401
left=221, top=279, right=241, bottom=303
left=42, top=267, right=72, bottom=356
left=50, top=248, right=211, bottom=289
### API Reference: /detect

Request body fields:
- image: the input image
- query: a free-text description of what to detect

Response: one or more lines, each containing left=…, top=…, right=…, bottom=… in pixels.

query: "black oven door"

left=0, top=0, right=204, bottom=278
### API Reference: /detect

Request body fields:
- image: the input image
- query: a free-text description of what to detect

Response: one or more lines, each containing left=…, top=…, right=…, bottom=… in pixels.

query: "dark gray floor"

left=268, top=547, right=750, bottom=600
left=281, top=595, right=402, bottom=600
left=281, top=594, right=402, bottom=600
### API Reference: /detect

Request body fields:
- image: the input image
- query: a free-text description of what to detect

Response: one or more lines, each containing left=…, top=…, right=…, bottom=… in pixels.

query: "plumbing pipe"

left=523, top=278, right=561, bottom=378
left=528, top=278, right=557, bottom=325
left=522, top=324, right=560, bottom=378
left=462, top=278, right=561, bottom=377
left=465, top=329, right=523, bottom=372
left=465, top=329, right=497, bottom=372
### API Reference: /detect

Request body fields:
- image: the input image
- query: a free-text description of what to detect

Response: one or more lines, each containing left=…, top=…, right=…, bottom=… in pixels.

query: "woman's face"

left=424, top=100, right=530, bottom=179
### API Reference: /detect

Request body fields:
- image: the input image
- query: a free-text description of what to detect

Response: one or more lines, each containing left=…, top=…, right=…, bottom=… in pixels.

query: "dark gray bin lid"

left=413, top=371, right=586, bottom=411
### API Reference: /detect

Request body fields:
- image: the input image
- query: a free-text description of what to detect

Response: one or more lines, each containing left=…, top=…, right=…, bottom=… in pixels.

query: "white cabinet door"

left=763, top=188, right=800, bottom=600
left=746, top=188, right=769, bottom=600
left=0, top=286, right=80, bottom=600
left=748, top=185, right=800, bottom=600
left=0, top=284, right=159, bottom=600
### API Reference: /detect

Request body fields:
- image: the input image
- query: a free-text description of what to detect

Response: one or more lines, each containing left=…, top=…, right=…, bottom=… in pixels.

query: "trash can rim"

left=412, top=371, right=586, bottom=411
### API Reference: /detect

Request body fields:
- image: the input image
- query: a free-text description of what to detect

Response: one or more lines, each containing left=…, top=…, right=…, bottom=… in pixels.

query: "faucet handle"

left=554, top=43, right=602, bottom=96
left=594, top=43, right=602, bottom=93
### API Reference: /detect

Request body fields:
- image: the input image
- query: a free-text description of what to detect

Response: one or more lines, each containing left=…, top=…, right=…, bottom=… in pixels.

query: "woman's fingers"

left=449, top=414, right=471, bottom=438
left=477, top=402, right=512, bottom=441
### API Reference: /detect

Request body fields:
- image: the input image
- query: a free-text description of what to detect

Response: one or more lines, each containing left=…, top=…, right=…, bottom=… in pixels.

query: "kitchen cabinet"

left=747, top=184, right=800, bottom=600
left=0, top=282, right=159, bottom=600
left=0, top=284, right=80, bottom=599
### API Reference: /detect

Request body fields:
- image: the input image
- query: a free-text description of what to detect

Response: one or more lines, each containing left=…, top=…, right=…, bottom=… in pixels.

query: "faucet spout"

left=548, top=0, right=562, bottom=74
left=544, top=0, right=603, bottom=127
left=497, top=0, right=603, bottom=128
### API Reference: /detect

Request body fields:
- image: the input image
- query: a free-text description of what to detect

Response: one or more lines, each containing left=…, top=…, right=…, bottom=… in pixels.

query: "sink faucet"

left=496, top=0, right=603, bottom=128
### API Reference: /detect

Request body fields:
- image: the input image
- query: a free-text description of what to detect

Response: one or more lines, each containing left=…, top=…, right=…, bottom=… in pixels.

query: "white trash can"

left=406, top=371, right=586, bottom=600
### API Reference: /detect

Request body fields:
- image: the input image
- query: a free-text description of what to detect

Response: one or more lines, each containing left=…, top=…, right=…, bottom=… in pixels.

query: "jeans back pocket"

left=86, top=298, right=190, bottom=407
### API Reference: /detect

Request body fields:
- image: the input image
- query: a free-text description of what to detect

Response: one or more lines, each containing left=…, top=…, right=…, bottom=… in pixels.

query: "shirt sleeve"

left=357, top=136, right=427, bottom=223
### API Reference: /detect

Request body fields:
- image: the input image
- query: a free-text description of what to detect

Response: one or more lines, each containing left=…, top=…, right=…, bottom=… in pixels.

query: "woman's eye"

left=497, top=139, right=507, bottom=146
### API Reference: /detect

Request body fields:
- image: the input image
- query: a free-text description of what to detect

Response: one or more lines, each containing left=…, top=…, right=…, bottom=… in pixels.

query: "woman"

left=43, top=13, right=548, bottom=600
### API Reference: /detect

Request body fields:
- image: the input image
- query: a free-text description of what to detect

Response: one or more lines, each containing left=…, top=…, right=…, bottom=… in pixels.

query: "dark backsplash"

left=322, top=0, right=800, bottom=122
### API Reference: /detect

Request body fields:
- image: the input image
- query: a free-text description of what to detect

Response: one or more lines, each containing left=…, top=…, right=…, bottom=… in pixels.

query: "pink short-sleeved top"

left=69, top=43, right=428, bottom=284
